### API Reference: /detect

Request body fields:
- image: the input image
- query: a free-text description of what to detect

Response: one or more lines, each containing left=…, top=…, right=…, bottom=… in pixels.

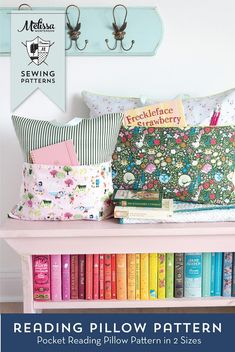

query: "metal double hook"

left=66, top=5, right=88, bottom=51
left=105, top=4, right=135, bottom=52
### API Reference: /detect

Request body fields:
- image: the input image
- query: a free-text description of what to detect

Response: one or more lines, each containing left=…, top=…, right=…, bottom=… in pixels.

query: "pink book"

left=93, top=254, right=99, bottom=300
left=33, top=255, right=51, bottom=301
left=78, top=255, right=85, bottom=300
left=51, top=255, right=62, bottom=301
left=70, top=255, right=78, bottom=299
left=86, top=255, right=93, bottom=300
left=99, top=255, right=104, bottom=300
left=30, top=140, right=79, bottom=166
left=62, top=255, right=70, bottom=300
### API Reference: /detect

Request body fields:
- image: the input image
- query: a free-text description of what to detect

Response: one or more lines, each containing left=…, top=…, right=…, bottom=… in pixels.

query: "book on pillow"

left=30, top=140, right=79, bottom=166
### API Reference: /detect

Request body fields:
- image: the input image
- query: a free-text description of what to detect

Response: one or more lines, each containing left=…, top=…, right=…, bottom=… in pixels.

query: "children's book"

left=33, top=255, right=51, bottom=301
left=116, top=254, right=127, bottom=300
left=232, top=253, right=235, bottom=297
left=202, top=253, right=211, bottom=297
left=222, top=252, right=233, bottom=297
left=113, top=189, right=162, bottom=208
left=210, top=253, right=215, bottom=296
left=62, top=255, right=70, bottom=300
left=111, top=254, right=117, bottom=299
left=141, top=254, right=149, bottom=300
left=93, top=254, right=99, bottom=300
left=99, top=255, right=105, bottom=300
left=30, top=140, right=79, bottom=165
left=166, top=253, right=174, bottom=298
left=104, top=254, right=112, bottom=300
left=184, top=253, right=202, bottom=298
left=78, top=255, right=85, bottom=299
left=86, top=255, right=93, bottom=300
left=51, top=255, right=62, bottom=301
left=127, top=254, right=136, bottom=300
left=158, top=253, right=166, bottom=299
left=135, top=254, right=141, bottom=300
left=215, top=253, right=223, bottom=296
left=174, top=253, right=184, bottom=298
left=70, top=255, right=78, bottom=299
left=149, top=253, right=158, bottom=300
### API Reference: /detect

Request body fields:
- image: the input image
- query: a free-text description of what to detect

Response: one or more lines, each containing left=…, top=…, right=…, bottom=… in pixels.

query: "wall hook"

left=66, top=5, right=88, bottom=51
left=18, top=4, right=32, bottom=10
left=105, top=4, right=135, bottom=52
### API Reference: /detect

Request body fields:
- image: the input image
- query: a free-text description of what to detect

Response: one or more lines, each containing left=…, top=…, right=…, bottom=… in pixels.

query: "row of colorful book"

left=33, top=252, right=235, bottom=301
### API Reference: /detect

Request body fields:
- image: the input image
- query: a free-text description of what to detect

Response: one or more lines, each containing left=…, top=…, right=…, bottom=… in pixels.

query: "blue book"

left=202, top=253, right=211, bottom=297
left=214, top=253, right=223, bottom=296
left=184, top=253, right=202, bottom=297
left=232, top=253, right=235, bottom=297
left=223, top=252, right=233, bottom=297
left=210, top=253, right=215, bottom=296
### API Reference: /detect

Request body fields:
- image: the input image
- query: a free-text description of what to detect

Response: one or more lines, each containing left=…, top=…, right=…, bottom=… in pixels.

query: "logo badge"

left=23, top=36, right=53, bottom=65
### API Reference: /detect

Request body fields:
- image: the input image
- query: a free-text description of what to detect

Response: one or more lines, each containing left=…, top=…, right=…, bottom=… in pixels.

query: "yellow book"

left=116, top=254, right=127, bottom=300
left=135, top=254, right=141, bottom=300
left=158, top=253, right=166, bottom=299
left=140, top=253, right=149, bottom=300
left=149, top=253, right=158, bottom=300
left=127, top=254, right=136, bottom=300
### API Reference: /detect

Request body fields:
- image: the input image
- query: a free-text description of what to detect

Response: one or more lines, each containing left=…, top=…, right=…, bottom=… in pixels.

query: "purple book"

left=222, top=252, right=233, bottom=297
left=62, top=255, right=70, bottom=300
left=51, top=255, right=62, bottom=301
left=78, top=255, right=85, bottom=299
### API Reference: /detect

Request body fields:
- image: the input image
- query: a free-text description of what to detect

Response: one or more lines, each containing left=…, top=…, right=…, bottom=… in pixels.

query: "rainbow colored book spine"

left=111, top=254, right=116, bottom=299
left=93, top=254, right=99, bottom=300
left=62, top=255, right=70, bottom=300
left=214, top=253, right=223, bottom=297
left=104, top=254, right=112, bottom=300
left=222, top=252, right=233, bottom=297
left=70, top=255, right=78, bottom=299
left=149, top=253, right=158, bottom=300
left=33, top=255, right=51, bottom=301
left=166, top=253, right=174, bottom=298
left=135, top=254, right=141, bottom=300
left=210, top=253, right=215, bottom=296
left=99, top=255, right=104, bottom=300
left=51, top=255, right=62, bottom=301
left=158, top=253, right=166, bottom=299
left=184, top=253, right=202, bottom=298
left=141, top=254, right=149, bottom=300
left=202, top=253, right=211, bottom=297
left=127, top=254, right=136, bottom=300
left=78, top=255, right=85, bottom=299
left=174, top=253, right=184, bottom=298
left=86, top=255, right=93, bottom=300
left=116, top=254, right=127, bottom=300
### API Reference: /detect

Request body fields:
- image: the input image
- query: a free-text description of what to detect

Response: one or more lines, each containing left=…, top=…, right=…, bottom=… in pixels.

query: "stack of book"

left=32, top=252, right=235, bottom=301
left=112, top=189, right=173, bottom=223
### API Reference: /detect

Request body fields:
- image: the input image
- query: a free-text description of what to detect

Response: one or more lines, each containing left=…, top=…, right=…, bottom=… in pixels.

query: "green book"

left=166, top=253, right=174, bottom=298
left=112, top=189, right=162, bottom=208
left=202, top=253, right=211, bottom=297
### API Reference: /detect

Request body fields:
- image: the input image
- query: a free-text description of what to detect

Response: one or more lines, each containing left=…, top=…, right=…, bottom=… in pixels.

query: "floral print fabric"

left=112, top=126, right=235, bottom=204
left=9, top=162, right=114, bottom=221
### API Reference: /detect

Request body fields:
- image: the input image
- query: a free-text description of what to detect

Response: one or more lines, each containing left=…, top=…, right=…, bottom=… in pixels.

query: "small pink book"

left=30, top=140, right=79, bottom=166
left=51, top=255, right=62, bottom=301
left=62, top=255, right=70, bottom=301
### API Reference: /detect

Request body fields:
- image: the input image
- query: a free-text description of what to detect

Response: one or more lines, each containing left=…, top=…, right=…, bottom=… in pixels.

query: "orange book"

left=104, top=254, right=112, bottom=300
left=111, top=254, right=117, bottom=299
left=116, top=254, right=127, bottom=300
left=127, top=254, right=136, bottom=300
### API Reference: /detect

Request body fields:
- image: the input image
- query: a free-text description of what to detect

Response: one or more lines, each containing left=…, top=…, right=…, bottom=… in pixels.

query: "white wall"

left=0, top=0, right=235, bottom=301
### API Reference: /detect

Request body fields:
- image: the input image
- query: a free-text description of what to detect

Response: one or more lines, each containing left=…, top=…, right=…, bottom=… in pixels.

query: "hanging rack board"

left=0, top=7, right=163, bottom=56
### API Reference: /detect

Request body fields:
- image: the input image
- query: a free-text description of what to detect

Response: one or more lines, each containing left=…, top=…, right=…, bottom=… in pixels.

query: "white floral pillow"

left=82, top=89, right=235, bottom=126
left=82, top=91, right=145, bottom=118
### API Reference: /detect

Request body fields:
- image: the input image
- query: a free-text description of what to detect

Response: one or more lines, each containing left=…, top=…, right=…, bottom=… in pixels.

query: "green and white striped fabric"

left=12, top=113, right=123, bottom=165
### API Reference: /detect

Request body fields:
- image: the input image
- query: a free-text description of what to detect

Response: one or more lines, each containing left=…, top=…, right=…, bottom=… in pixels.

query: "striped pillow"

left=12, top=114, right=123, bottom=165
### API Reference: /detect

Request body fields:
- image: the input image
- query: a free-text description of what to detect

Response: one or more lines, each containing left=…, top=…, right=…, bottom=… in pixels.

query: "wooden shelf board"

left=34, top=297, right=235, bottom=310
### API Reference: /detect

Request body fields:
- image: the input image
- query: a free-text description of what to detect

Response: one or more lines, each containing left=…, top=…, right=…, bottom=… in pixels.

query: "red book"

left=99, top=255, right=105, bottom=300
left=93, top=254, right=99, bottom=300
left=86, top=255, right=93, bottom=300
left=78, top=255, right=85, bottom=300
left=33, top=255, right=50, bottom=301
left=111, top=254, right=117, bottom=299
left=70, top=255, right=78, bottom=299
left=104, top=254, right=112, bottom=300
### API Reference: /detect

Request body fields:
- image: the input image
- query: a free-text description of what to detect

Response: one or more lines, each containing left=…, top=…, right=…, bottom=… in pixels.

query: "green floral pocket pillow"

left=112, top=126, right=235, bottom=204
